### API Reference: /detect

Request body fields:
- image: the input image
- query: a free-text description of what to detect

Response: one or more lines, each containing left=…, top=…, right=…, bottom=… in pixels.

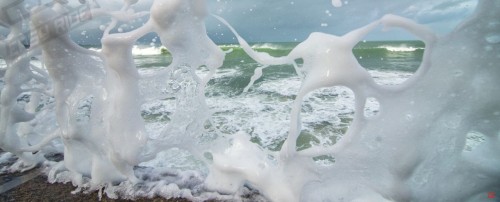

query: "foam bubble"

left=332, top=0, right=343, bottom=7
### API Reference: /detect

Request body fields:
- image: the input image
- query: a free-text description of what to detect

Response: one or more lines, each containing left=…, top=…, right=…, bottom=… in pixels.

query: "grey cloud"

left=402, top=0, right=476, bottom=24
left=207, top=0, right=476, bottom=42
left=1, top=0, right=478, bottom=44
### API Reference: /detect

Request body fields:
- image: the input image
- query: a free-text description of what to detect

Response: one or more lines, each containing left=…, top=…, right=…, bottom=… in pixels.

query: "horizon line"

left=72, top=39, right=423, bottom=47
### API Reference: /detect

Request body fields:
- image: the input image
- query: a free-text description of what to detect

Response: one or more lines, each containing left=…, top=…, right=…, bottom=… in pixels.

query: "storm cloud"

left=2, top=0, right=477, bottom=44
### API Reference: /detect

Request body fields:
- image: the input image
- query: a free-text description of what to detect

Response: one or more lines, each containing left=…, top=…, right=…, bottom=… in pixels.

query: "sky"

left=205, top=0, right=477, bottom=43
left=2, top=0, right=478, bottom=44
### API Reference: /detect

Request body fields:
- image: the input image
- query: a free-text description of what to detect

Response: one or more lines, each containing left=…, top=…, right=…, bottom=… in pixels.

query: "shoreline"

left=0, top=173, right=192, bottom=202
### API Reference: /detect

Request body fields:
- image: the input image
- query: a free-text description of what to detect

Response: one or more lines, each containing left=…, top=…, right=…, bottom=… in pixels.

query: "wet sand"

left=0, top=150, right=263, bottom=202
left=0, top=151, right=189, bottom=202
left=0, top=174, right=191, bottom=202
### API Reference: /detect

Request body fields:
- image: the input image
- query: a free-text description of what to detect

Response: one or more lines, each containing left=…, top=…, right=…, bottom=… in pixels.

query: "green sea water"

left=125, top=40, right=423, bottom=96
left=132, top=40, right=424, bottom=69
left=68, top=41, right=422, bottom=150
left=0, top=40, right=423, bottom=157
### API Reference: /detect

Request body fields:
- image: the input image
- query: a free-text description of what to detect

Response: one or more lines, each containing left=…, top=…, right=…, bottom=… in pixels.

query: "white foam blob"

left=332, top=0, right=343, bottom=7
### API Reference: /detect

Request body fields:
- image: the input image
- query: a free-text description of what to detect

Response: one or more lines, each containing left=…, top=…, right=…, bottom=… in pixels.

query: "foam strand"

left=25, top=0, right=225, bottom=187
left=299, top=1, right=499, bottom=201
left=0, top=0, right=45, bottom=169
left=30, top=1, right=125, bottom=186
left=99, top=0, right=154, bottom=184
left=216, top=14, right=436, bottom=160
left=243, top=65, right=269, bottom=93
left=147, top=0, right=225, bottom=158
left=297, top=14, right=438, bottom=158
left=208, top=2, right=499, bottom=201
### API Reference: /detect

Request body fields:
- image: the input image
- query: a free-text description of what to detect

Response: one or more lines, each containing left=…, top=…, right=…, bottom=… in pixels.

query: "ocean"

left=0, top=40, right=423, bottom=159
left=125, top=40, right=423, bottom=154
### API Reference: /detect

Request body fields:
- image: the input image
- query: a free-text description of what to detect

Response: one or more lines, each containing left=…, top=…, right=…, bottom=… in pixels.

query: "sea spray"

left=147, top=0, right=225, bottom=154
left=210, top=12, right=438, bottom=201
left=30, top=1, right=123, bottom=186
left=99, top=0, right=151, bottom=183
left=0, top=0, right=45, bottom=170
left=211, top=1, right=498, bottom=201
left=23, top=0, right=226, bottom=189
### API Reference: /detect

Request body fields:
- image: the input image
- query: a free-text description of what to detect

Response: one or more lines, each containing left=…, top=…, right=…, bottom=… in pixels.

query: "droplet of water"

left=168, top=80, right=181, bottom=92
left=485, top=34, right=500, bottom=44
left=332, top=0, right=342, bottom=7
